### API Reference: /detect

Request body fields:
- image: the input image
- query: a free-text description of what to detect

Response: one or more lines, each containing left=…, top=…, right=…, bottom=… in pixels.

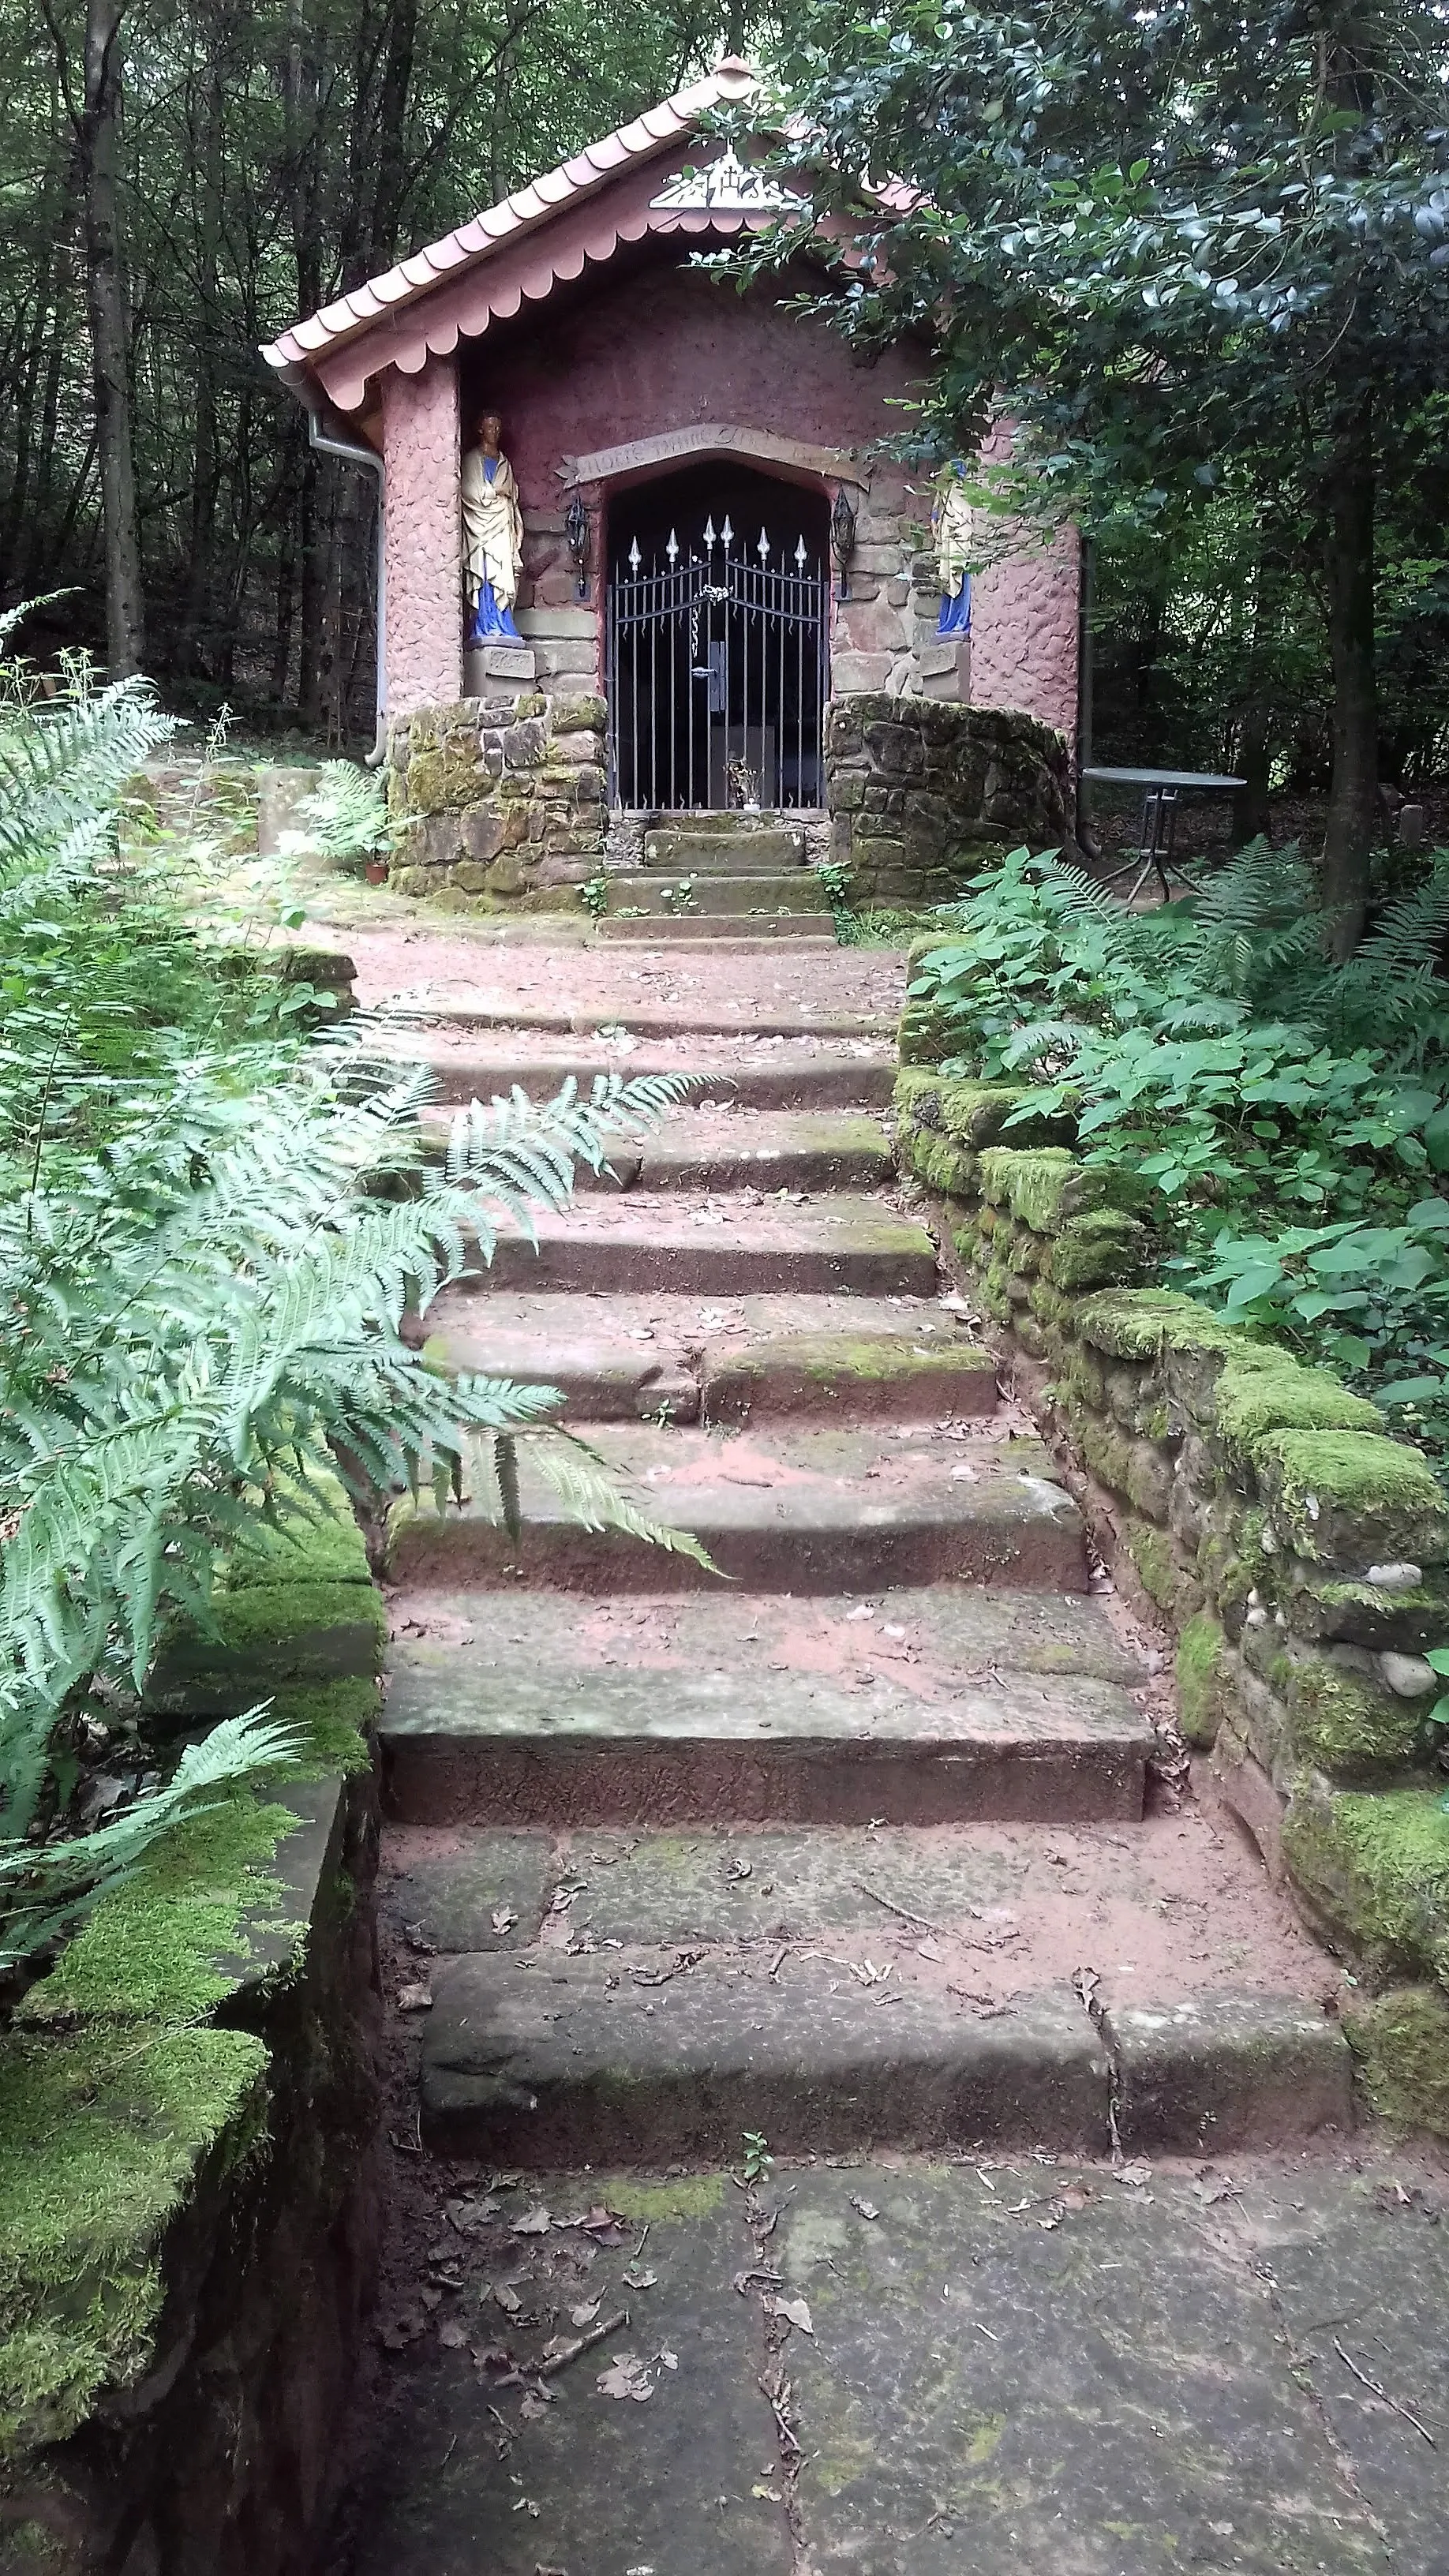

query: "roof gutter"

left=305, top=404, right=388, bottom=766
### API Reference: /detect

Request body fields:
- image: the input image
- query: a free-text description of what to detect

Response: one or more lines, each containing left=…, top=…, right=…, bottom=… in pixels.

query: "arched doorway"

left=605, top=461, right=830, bottom=812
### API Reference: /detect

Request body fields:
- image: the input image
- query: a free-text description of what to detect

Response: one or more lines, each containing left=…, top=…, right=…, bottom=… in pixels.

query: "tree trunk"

left=79, top=0, right=144, bottom=676
left=1320, top=404, right=1376, bottom=958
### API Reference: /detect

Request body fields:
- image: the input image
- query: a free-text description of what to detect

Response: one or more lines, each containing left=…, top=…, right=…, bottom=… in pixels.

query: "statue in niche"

left=462, top=407, right=524, bottom=643
left=933, top=462, right=973, bottom=637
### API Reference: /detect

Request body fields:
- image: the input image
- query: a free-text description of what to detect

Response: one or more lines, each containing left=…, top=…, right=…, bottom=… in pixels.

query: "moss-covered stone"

left=0, top=2027, right=268, bottom=2456
left=981, top=1260, right=1013, bottom=1322
left=1074, top=1289, right=1241, bottom=1362
left=1176, top=1613, right=1230, bottom=1748
left=146, top=1578, right=387, bottom=1708
left=1028, top=1279, right=1070, bottom=1329
left=1058, top=1342, right=1107, bottom=1413
left=1213, top=1354, right=1383, bottom=1455
left=1072, top=1405, right=1134, bottom=1498
left=552, top=694, right=606, bottom=732
left=1046, top=1211, right=1151, bottom=1290
left=1285, top=1659, right=1425, bottom=1782
left=1282, top=1781, right=1449, bottom=1981
left=1343, top=1983, right=1449, bottom=2135
left=1124, top=1439, right=1174, bottom=1525
left=937, top=1081, right=1073, bottom=1151
left=1282, top=1573, right=1449, bottom=1652
left=1256, top=1429, right=1449, bottom=1568
left=404, top=743, right=485, bottom=813
left=976, top=1147, right=1075, bottom=1226
left=892, top=1067, right=945, bottom=1131
left=1125, top=1521, right=1202, bottom=1618
left=909, top=1131, right=977, bottom=1199
left=897, top=998, right=957, bottom=1065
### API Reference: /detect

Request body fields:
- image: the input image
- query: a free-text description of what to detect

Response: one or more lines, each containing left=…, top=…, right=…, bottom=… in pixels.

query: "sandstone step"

left=606, top=872, right=829, bottom=917
left=418, top=1107, right=893, bottom=1193
left=414, top=1290, right=998, bottom=1425
left=642, top=826, right=807, bottom=871
left=421, top=1951, right=1107, bottom=2161
left=594, top=917, right=838, bottom=943
left=386, top=1031, right=894, bottom=1110
left=418, top=1003, right=891, bottom=1040
left=459, top=1195, right=938, bottom=1298
left=416, top=1948, right=1350, bottom=2164
left=380, top=1582, right=1140, bottom=1824
left=384, top=1425, right=1090, bottom=1595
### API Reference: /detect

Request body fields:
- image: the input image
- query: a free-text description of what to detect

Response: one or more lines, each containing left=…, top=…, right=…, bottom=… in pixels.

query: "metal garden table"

left=1080, top=765, right=1246, bottom=903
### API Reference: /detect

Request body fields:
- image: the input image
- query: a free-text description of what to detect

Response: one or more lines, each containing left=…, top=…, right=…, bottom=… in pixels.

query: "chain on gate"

left=606, top=512, right=829, bottom=811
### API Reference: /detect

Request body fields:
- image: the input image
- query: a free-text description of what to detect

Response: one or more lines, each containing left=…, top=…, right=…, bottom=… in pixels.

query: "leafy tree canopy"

left=753, top=0, right=1449, bottom=945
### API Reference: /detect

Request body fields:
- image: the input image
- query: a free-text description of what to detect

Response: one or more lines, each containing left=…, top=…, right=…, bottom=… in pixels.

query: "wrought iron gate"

left=607, top=512, right=829, bottom=811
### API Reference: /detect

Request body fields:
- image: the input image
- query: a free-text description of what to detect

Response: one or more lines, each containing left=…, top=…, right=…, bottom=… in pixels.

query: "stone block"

left=1106, top=1992, right=1354, bottom=2150
left=552, top=694, right=607, bottom=733
left=501, top=717, right=549, bottom=768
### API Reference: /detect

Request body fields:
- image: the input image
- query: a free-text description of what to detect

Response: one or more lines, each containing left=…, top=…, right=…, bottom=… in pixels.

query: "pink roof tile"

left=261, top=58, right=759, bottom=395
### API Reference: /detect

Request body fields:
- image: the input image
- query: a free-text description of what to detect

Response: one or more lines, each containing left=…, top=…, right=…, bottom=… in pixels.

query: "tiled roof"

left=261, top=56, right=760, bottom=402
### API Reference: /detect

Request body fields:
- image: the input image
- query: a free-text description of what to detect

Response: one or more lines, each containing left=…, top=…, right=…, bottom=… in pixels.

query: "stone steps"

left=594, top=915, right=838, bottom=943
left=641, top=826, right=809, bottom=871
left=605, top=872, right=829, bottom=918
left=384, top=1424, right=1091, bottom=1595
left=421, top=1106, right=893, bottom=1193
left=417, top=1004, right=890, bottom=1039
left=387, top=1030, right=894, bottom=1108
left=413, top=1289, right=996, bottom=1423
left=417, top=1944, right=1350, bottom=2165
left=380, top=1586, right=1152, bottom=1824
left=459, top=1193, right=938, bottom=1298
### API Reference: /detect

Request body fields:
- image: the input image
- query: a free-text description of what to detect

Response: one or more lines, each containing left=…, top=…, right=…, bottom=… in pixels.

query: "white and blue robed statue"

left=934, top=462, right=973, bottom=637
left=462, top=408, right=525, bottom=644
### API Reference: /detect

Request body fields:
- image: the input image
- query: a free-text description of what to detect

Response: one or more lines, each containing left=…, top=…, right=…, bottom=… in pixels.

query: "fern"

left=0, top=630, right=714, bottom=1968
left=287, top=760, right=393, bottom=861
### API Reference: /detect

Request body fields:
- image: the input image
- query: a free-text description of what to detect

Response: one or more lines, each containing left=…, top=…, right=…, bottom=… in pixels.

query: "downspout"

left=1076, top=533, right=1101, bottom=861
left=306, top=406, right=388, bottom=765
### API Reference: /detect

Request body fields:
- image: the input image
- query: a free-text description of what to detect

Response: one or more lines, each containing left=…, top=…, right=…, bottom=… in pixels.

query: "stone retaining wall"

left=0, top=1469, right=386, bottom=2574
left=896, top=1052, right=1449, bottom=2138
left=826, top=698, right=1073, bottom=910
left=384, top=692, right=605, bottom=911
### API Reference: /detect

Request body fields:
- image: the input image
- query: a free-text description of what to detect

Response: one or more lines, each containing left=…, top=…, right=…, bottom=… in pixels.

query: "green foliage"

left=579, top=870, right=611, bottom=921
left=915, top=847, right=1449, bottom=1458
left=0, top=640, right=708, bottom=1966
left=288, top=761, right=394, bottom=865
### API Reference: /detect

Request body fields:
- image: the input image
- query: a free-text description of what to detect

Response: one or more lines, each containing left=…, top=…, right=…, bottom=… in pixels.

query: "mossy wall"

left=0, top=1481, right=384, bottom=2574
left=897, top=1056, right=1449, bottom=2136
left=825, top=698, right=1073, bottom=909
left=384, top=691, right=605, bottom=910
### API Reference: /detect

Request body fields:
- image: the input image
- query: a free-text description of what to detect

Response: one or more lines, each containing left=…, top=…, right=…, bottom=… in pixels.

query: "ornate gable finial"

left=650, top=142, right=804, bottom=215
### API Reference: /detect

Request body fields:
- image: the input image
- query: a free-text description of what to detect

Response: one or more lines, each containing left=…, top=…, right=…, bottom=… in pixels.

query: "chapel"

left=263, top=58, right=1078, bottom=909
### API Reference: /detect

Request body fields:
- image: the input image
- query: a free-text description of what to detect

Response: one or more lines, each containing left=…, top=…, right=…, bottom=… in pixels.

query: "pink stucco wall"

left=381, top=357, right=462, bottom=716
left=459, top=260, right=926, bottom=518
left=969, top=524, right=1080, bottom=739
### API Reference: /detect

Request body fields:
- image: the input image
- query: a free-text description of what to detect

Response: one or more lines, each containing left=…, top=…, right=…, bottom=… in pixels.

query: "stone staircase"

left=346, top=950, right=1392, bottom=2576
left=376, top=987, right=1348, bottom=2169
left=598, top=811, right=833, bottom=939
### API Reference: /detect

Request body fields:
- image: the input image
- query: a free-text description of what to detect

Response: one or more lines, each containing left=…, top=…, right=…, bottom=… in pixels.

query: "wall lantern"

left=565, top=494, right=591, bottom=601
left=829, top=486, right=857, bottom=602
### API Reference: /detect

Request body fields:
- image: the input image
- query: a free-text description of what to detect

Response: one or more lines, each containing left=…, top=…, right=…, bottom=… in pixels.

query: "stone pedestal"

left=919, top=638, right=971, bottom=704
left=463, top=642, right=537, bottom=706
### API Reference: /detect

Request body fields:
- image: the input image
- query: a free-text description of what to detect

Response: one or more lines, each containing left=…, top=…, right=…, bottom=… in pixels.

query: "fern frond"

left=526, top=1430, right=719, bottom=1570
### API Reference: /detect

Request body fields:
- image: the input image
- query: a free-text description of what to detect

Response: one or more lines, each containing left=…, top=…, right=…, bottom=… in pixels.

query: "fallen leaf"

left=493, top=2286, right=522, bottom=2315
left=773, top=2295, right=814, bottom=2337
left=851, top=2196, right=880, bottom=2222
left=472, top=2344, right=514, bottom=2372
left=724, top=1856, right=753, bottom=1881
left=438, top=2320, right=469, bottom=2349
left=751, top=2484, right=781, bottom=2501
left=580, top=2207, right=631, bottom=2243
left=915, top=1938, right=943, bottom=1963
left=511, top=2207, right=552, bottom=2236
left=447, top=2194, right=503, bottom=2233
left=395, top=1983, right=433, bottom=2012
left=845, top=1603, right=875, bottom=1620
left=1114, top=2162, right=1153, bottom=2189
left=571, top=2300, right=601, bottom=2327
left=623, top=2264, right=657, bottom=2290
left=658, top=2346, right=679, bottom=2370
left=597, top=2350, right=654, bottom=2401
left=492, top=1907, right=519, bottom=1936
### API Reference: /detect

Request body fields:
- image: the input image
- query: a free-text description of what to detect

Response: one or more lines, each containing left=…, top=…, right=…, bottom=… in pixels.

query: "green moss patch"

left=892, top=1068, right=945, bottom=1130
left=1343, top=1984, right=1449, bottom=2136
left=1213, top=1355, right=1383, bottom=1455
left=938, top=1081, right=1072, bottom=1151
left=1286, top=1660, right=1425, bottom=1782
left=1046, top=1211, right=1151, bottom=1291
left=1256, top=1429, right=1449, bottom=1568
left=1176, top=1613, right=1230, bottom=1748
left=1074, top=1289, right=1242, bottom=1362
left=908, top=1131, right=977, bottom=1199
left=1282, top=1783, right=1449, bottom=1981
left=0, top=2027, right=267, bottom=2454
left=148, top=1578, right=387, bottom=1709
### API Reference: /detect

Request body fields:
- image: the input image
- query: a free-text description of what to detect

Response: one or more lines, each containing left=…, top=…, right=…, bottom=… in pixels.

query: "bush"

left=912, top=844, right=1449, bottom=1458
